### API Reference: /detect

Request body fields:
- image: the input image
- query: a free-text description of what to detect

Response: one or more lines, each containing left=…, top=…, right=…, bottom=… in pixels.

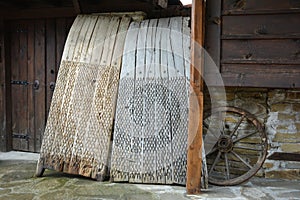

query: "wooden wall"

left=0, top=17, right=73, bottom=152
left=205, top=0, right=300, bottom=88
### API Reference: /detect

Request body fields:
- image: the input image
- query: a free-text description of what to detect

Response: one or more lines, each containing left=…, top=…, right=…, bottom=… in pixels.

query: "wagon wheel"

left=203, top=106, right=268, bottom=186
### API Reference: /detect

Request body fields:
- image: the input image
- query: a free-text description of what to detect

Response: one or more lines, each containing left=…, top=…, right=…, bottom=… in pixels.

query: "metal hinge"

left=11, top=80, right=40, bottom=90
left=12, top=133, right=30, bottom=141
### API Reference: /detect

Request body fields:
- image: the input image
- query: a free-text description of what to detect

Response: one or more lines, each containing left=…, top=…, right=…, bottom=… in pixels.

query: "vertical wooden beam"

left=187, top=0, right=205, bottom=194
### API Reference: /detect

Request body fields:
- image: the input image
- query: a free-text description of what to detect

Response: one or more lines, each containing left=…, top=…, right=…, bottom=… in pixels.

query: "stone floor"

left=0, top=151, right=299, bottom=200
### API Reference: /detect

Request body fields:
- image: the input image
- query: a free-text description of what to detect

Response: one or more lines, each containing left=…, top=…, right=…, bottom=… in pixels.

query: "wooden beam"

left=187, top=0, right=205, bottom=194
left=0, top=8, right=76, bottom=19
left=72, top=0, right=82, bottom=14
left=268, top=152, right=300, bottom=162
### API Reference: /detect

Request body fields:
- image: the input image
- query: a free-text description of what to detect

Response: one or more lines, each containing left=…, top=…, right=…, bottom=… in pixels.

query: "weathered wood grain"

left=222, top=39, right=300, bottom=65
left=111, top=16, right=190, bottom=185
left=38, top=14, right=138, bottom=180
left=222, top=14, right=300, bottom=39
left=222, top=0, right=300, bottom=15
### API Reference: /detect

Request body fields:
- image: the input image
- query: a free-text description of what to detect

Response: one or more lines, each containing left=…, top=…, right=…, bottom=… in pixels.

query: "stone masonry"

left=204, top=87, right=300, bottom=180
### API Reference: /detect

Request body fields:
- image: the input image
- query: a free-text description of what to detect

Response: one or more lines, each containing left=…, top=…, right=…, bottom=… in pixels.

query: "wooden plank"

left=111, top=21, right=140, bottom=182
left=130, top=19, right=148, bottom=183
left=62, top=15, right=85, bottom=61
left=112, top=16, right=191, bottom=185
left=222, top=0, right=300, bottom=15
left=0, top=19, right=7, bottom=151
left=169, top=16, right=189, bottom=185
left=38, top=14, right=137, bottom=180
left=215, top=72, right=300, bottom=88
left=0, top=7, right=76, bottom=20
left=27, top=21, right=35, bottom=152
left=55, top=18, right=68, bottom=73
left=18, top=20, right=29, bottom=151
left=222, top=64, right=300, bottom=74
left=34, top=20, right=46, bottom=152
left=268, top=152, right=300, bottom=162
left=222, top=14, right=300, bottom=38
left=222, top=39, right=300, bottom=65
left=143, top=18, right=157, bottom=184
left=159, top=17, right=173, bottom=184
left=10, top=21, right=21, bottom=150
left=204, top=0, right=221, bottom=72
left=46, top=19, right=56, bottom=117
left=90, top=16, right=110, bottom=65
left=155, top=17, right=168, bottom=184
left=187, top=0, right=204, bottom=194
left=2, top=21, right=12, bottom=152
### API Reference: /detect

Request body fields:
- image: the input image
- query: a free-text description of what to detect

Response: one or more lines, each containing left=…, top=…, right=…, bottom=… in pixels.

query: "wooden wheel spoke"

left=204, top=106, right=268, bottom=186
left=206, top=146, right=218, bottom=156
left=209, top=151, right=222, bottom=175
left=230, top=115, right=245, bottom=137
left=233, top=131, right=258, bottom=143
left=224, top=152, right=230, bottom=180
left=231, top=150, right=253, bottom=169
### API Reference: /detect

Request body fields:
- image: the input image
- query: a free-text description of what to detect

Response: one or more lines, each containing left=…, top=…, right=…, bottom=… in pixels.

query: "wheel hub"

left=217, top=135, right=233, bottom=152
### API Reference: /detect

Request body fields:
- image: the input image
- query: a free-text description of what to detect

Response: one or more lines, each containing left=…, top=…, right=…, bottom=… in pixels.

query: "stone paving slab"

left=0, top=152, right=300, bottom=200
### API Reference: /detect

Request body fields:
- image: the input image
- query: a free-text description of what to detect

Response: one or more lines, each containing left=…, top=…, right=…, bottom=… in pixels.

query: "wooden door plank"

left=46, top=19, right=56, bottom=117
left=111, top=21, right=140, bottom=182
left=27, top=21, right=35, bottom=152
left=0, top=19, right=8, bottom=151
left=11, top=21, right=21, bottom=150
left=34, top=19, right=46, bottom=152
left=55, top=18, right=67, bottom=73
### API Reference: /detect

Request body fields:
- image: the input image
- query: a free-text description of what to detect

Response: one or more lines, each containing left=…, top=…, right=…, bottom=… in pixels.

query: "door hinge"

left=13, top=133, right=30, bottom=141
left=11, top=80, right=29, bottom=85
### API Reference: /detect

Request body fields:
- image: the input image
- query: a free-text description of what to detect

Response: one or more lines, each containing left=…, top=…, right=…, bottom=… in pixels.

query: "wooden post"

left=187, top=0, right=205, bottom=194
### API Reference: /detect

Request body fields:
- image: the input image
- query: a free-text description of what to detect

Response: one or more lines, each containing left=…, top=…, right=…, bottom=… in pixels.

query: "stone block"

left=281, top=143, right=300, bottom=153
left=271, top=103, right=292, bottom=112
left=278, top=113, right=296, bottom=121
left=268, top=90, right=286, bottom=104
left=265, top=169, right=300, bottom=180
left=285, top=161, right=300, bottom=169
left=286, top=92, right=300, bottom=101
left=263, top=162, right=274, bottom=169
left=293, top=104, right=300, bottom=112
left=273, top=133, right=300, bottom=143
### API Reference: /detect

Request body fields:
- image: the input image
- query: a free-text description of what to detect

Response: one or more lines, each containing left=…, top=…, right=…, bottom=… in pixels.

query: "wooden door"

left=9, top=18, right=72, bottom=152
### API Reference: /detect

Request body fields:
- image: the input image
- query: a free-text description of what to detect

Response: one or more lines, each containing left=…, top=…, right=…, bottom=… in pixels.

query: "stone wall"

left=204, top=87, right=300, bottom=180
